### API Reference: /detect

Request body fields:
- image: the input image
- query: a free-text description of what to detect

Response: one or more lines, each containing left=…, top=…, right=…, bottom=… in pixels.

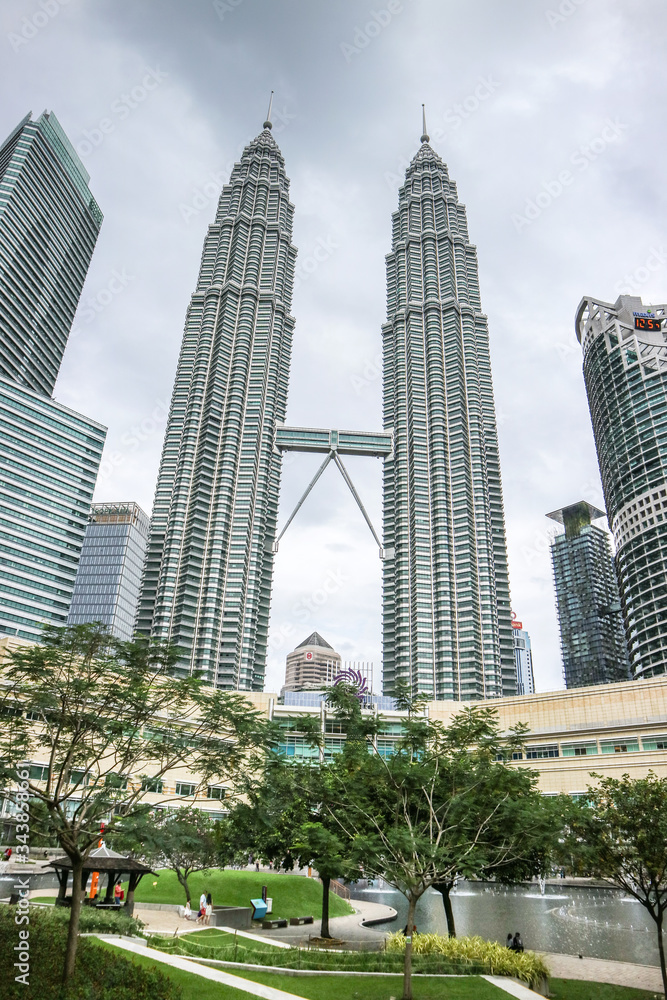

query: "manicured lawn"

left=94, top=938, right=260, bottom=999
left=550, top=980, right=663, bottom=1000
left=129, top=868, right=353, bottom=920
left=234, top=971, right=513, bottom=998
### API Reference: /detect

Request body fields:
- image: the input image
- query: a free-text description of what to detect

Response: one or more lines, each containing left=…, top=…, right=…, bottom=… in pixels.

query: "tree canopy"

left=0, top=623, right=270, bottom=982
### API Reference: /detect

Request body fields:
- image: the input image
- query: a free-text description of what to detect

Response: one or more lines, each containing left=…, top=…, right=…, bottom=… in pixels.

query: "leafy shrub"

left=386, top=932, right=550, bottom=988
left=31, top=902, right=145, bottom=937
left=0, top=905, right=179, bottom=999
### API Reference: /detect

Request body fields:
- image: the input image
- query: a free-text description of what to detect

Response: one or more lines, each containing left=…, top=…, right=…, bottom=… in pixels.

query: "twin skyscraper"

left=136, top=108, right=515, bottom=700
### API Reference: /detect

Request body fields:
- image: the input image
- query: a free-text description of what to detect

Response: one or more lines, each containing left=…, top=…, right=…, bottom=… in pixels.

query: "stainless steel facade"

left=381, top=130, right=514, bottom=700
left=137, top=120, right=296, bottom=689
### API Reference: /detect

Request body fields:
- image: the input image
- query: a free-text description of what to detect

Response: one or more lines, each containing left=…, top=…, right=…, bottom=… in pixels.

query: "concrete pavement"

left=543, top=952, right=664, bottom=994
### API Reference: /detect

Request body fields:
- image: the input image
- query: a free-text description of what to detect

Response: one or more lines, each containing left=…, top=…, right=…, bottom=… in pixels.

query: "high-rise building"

left=381, top=115, right=514, bottom=701
left=68, top=503, right=150, bottom=641
left=511, top=615, right=535, bottom=695
left=0, top=376, right=106, bottom=642
left=576, top=295, right=667, bottom=679
left=0, top=110, right=105, bottom=642
left=137, top=110, right=296, bottom=689
left=0, top=111, right=103, bottom=397
left=282, top=631, right=342, bottom=694
left=547, top=501, right=631, bottom=688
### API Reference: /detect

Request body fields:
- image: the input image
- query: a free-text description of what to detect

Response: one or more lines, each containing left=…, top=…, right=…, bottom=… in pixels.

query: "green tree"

left=564, top=772, right=667, bottom=997
left=0, top=623, right=269, bottom=985
left=327, top=705, right=553, bottom=1000
left=111, top=805, right=222, bottom=905
left=229, top=752, right=357, bottom=938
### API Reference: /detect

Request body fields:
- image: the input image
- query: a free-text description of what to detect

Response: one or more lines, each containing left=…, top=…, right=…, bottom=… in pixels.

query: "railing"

left=327, top=879, right=350, bottom=900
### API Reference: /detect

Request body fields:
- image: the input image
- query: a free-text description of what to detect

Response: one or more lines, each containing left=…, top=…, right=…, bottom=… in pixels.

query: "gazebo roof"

left=48, top=845, right=154, bottom=874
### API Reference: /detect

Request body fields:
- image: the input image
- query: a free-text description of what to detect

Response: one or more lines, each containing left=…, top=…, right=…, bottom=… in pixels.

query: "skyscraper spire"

left=420, top=103, right=429, bottom=143
left=264, top=90, right=274, bottom=130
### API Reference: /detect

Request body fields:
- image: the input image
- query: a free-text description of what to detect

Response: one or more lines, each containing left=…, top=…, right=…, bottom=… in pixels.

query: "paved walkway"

left=544, top=952, right=664, bottom=993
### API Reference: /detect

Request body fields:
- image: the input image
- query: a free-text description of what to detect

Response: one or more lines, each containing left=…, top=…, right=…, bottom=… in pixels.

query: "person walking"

left=205, top=893, right=213, bottom=926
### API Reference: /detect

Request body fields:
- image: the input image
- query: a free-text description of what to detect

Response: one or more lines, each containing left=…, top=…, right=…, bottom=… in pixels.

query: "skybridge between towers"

left=273, top=424, right=393, bottom=559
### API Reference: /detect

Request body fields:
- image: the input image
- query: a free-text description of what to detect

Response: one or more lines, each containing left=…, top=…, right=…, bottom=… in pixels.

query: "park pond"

left=350, top=880, right=661, bottom=966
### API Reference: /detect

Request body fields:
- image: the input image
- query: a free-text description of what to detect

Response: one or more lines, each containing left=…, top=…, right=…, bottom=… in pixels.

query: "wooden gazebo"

left=48, top=845, right=154, bottom=916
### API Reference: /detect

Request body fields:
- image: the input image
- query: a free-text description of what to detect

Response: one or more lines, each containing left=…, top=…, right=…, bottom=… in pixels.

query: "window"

left=642, top=735, right=667, bottom=751
left=526, top=745, right=559, bottom=759
left=207, top=785, right=225, bottom=800
left=599, top=739, right=639, bottom=754
left=141, top=778, right=163, bottom=793
left=29, top=764, right=48, bottom=782
left=561, top=742, right=597, bottom=757
left=175, top=782, right=196, bottom=796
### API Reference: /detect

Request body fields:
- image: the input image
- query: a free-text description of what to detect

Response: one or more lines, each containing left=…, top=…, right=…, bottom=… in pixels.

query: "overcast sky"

left=2, top=0, right=665, bottom=694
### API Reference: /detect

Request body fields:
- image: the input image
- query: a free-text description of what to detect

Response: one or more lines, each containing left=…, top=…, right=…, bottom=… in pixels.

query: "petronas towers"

left=382, top=124, right=514, bottom=700
left=138, top=109, right=515, bottom=700
left=137, top=116, right=296, bottom=689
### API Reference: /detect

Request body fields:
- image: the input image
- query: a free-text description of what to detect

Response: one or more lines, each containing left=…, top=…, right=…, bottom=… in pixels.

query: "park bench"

left=289, top=916, right=314, bottom=925
left=261, top=918, right=288, bottom=929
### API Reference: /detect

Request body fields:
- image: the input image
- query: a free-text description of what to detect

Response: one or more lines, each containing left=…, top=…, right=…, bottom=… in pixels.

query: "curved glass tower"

left=0, top=111, right=102, bottom=397
left=382, top=121, right=514, bottom=700
left=576, top=294, right=667, bottom=679
left=137, top=115, right=297, bottom=689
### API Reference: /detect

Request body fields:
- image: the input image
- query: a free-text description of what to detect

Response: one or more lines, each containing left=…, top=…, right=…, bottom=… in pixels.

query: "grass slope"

left=550, top=980, right=663, bottom=1000
left=235, top=971, right=511, bottom=998
left=131, top=869, right=353, bottom=920
left=95, top=938, right=262, bottom=999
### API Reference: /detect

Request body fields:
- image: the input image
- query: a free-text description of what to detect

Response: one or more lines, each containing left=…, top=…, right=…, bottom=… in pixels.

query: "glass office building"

left=0, top=376, right=106, bottom=642
left=381, top=118, right=514, bottom=700
left=576, top=295, right=667, bottom=679
left=512, top=617, right=535, bottom=695
left=547, top=501, right=631, bottom=688
left=137, top=111, right=297, bottom=689
left=68, top=502, right=149, bottom=640
left=0, top=111, right=102, bottom=397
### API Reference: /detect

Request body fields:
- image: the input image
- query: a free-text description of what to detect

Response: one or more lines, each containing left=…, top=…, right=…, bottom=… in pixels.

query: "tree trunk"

left=657, top=908, right=667, bottom=999
left=63, top=859, right=85, bottom=983
left=177, top=869, right=191, bottom=904
left=320, top=875, right=332, bottom=939
left=402, top=894, right=418, bottom=1000
left=436, top=881, right=456, bottom=938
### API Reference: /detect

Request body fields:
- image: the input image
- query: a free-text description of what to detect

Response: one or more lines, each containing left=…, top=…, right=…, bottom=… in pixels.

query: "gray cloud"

left=3, top=0, right=665, bottom=693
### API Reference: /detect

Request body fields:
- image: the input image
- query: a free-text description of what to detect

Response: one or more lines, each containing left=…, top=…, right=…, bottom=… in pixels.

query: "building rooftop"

left=295, top=631, right=333, bottom=650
